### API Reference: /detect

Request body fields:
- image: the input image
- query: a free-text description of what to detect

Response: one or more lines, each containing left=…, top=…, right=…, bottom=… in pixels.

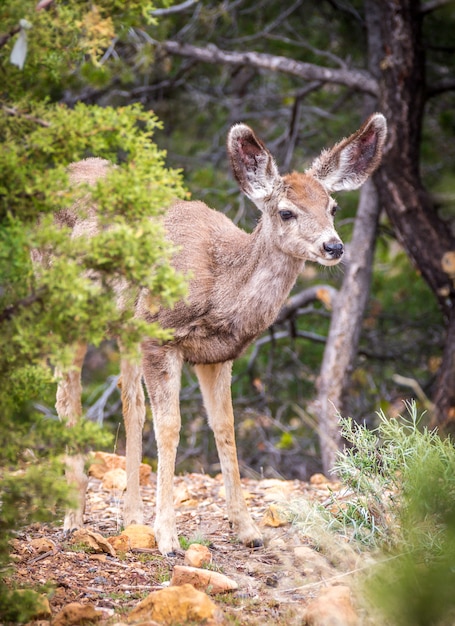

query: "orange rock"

left=30, top=537, right=55, bottom=553
left=14, top=590, right=51, bottom=619
left=89, top=451, right=151, bottom=485
left=302, top=585, right=359, bottom=626
left=184, top=543, right=212, bottom=568
left=70, top=529, right=116, bottom=556
left=127, top=583, right=223, bottom=624
left=108, top=534, right=131, bottom=553
left=261, top=504, right=288, bottom=527
left=171, top=565, right=238, bottom=594
left=102, top=467, right=127, bottom=491
left=53, top=602, right=102, bottom=626
left=310, top=473, right=330, bottom=485
left=122, top=524, right=156, bottom=549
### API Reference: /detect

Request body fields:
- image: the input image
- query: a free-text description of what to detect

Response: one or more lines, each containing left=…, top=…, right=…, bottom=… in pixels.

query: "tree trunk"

left=366, top=0, right=455, bottom=427
left=314, top=180, right=379, bottom=474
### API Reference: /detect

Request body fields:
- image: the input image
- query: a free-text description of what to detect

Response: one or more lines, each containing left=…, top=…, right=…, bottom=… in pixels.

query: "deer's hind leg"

left=195, top=361, right=263, bottom=548
left=142, top=344, right=183, bottom=555
left=55, top=342, right=88, bottom=532
left=120, top=355, right=146, bottom=527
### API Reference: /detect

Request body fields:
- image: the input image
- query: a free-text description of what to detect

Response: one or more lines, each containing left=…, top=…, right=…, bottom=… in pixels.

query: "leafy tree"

left=0, top=0, right=186, bottom=616
left=88, top=0, right=455, bottom=472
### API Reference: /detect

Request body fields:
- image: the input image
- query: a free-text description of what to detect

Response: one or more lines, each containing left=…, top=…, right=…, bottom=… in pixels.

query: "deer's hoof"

left=246, top=537, right=264, bottom=549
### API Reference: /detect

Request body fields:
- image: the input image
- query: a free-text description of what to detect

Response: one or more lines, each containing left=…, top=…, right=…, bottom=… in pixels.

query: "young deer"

left=57, top=113, right=386, bottom=555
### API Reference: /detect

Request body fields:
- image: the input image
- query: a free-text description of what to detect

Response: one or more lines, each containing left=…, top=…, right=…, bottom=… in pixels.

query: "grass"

left=285, top=401, right=455, bottom=625
left=179, top=534, right=212, bottom=550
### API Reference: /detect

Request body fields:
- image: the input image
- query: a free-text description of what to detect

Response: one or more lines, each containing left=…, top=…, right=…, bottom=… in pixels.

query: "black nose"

left=323, top=241, right=344, bottom=258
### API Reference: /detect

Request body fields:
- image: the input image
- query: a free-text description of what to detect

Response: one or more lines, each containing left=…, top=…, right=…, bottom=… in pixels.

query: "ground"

left=9, top=466, right=362, bottom=625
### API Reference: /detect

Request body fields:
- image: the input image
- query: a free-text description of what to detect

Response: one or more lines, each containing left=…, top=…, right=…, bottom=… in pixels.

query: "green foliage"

left=286, top=403, right=455, bottom=625
left=0, top=587, right=48, bottom=624
left=0, top=2, right=186, bottom=617
left=0, top=0, right=164, bottom=100
left=179, top=534, right=212, bottom=550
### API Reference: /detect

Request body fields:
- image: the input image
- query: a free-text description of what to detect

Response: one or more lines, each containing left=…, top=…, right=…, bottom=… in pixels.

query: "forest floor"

left=9, top=460, right=369, bottom=625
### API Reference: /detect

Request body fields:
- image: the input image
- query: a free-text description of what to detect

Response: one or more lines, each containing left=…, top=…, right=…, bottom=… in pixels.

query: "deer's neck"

left=212, top=219, right=305, bottom=333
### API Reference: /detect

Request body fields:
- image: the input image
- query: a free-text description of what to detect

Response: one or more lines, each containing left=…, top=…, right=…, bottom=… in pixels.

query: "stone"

left=30, top=537, right=55, bottom=553
left=184, top=543, right=212, bottom=568
left=127, top=583, right=223, bottom=624
left=70, top=529, right=116, bottom=556
left=122, top=524, right=156, bottom=549
left=302, top=585, right=359, bottom=626
left=108, top=533, right=131, bottom=553
left=310, top=473, right=330, bottom=485
left=102, top=467, right=127, bottom=491
left=261, top=504, right=288, bottom=527
left=15, top=590, right=51, bottom=619
left=89, top=451, right=151, bottom=485
left=293, top=546, right=335, bottom=578
left=171, top=565, right=238, bottom=594
left=53, top=602, right=102, bottom=626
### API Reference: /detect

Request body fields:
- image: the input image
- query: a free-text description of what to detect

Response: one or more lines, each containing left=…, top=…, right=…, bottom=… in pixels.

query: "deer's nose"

left=323, top=241, right=344, bottom=258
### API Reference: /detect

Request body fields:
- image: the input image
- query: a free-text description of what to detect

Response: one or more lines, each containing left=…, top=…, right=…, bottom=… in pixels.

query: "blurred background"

left=2, top=0, right=455, bottom=480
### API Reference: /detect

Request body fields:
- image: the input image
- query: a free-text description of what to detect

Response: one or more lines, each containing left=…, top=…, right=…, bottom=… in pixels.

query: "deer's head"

left=228, top=113, right=387, bottom=266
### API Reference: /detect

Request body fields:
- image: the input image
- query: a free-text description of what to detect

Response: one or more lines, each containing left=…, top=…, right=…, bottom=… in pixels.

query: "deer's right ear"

left=306, top=113, right=387, bottom=192
left=227, top=124, right=281, bottom=207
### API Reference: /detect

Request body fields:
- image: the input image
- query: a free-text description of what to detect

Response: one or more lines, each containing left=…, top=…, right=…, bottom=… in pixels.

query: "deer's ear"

left=307, top=113, right=387, bottom=192
left=227, top=124, right=282, bottom=206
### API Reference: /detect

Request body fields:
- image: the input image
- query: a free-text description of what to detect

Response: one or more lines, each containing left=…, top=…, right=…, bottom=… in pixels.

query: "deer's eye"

left=279, top=210, right=296, bottom=221
left=330, top=204, right=340, bottom=217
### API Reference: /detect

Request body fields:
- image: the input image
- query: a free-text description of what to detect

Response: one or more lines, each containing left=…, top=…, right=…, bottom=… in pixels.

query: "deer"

left=53, top=113, right=386, bottom=555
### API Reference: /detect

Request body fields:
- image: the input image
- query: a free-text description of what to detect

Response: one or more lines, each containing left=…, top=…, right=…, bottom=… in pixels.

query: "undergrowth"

left=286, top=402, right=455, bottom=625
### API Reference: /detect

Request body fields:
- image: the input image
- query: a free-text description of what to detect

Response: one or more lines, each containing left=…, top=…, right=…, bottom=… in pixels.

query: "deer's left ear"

left=227, top=124, right=282, bottom=208
left=307, top=113, right=387, bottom=192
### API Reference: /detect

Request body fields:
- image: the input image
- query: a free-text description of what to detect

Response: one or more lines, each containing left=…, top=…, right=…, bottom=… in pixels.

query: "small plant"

left=286, top=402, right=455, bottom=625
left=179, top=535, right=211, bottom=550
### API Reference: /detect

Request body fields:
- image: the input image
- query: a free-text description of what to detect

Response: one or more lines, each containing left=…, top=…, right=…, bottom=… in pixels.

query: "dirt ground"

left=9, top=468, right=362, bottom=625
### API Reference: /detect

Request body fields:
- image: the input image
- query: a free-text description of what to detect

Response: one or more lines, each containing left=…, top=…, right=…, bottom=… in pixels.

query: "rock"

left=293, top=546, right=335, bottom=578
left=89, top=451, right=151, bottom=485
left=30, top=537, right=55, bottom=553
left=53, top=602, right=102, bottom=626
left=310, top=473, right=330, bottom=485
left=184, top=543, right=212, bottom=568
left=122, top=524, right=156, bottom=549
left=302, top=585, right=359, bottom=626
left=102, top=467, right=127, bottom=491
left=268, top=538, right=287, bottom=550
left=70, top=529, right=116, bottom=556
left=108, top=533, right=131, bottom=553
left=127, top=583, right=223, bottom=624
left=261, top=504, right=288, bottom=527
left=14, top=590, right=51, bottom=619
left=171, top=565, right=238, bottom=594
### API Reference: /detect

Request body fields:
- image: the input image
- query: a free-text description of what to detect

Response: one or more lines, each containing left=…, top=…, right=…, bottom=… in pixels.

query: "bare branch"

left=225, top=0, right=305, bottom=45
left=151, top=0, right=199, bottom=16
left=427, top=77, right=455, bottom=98
left=0, top=25, right=20, bottom=50
left=158, top=40, right=379, bottom=96
left=0, top=289, right=45, bottom=323
left=420, top=0, right=455, bottom=14
left=2, top=105, right=51, bottom=127
left=275, top=285, right=338, bottom=324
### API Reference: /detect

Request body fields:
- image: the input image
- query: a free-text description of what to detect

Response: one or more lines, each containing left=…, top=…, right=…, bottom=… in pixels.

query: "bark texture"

left=315, top=180, right=380, bottom=473
left=367, top=0, right=455, bottom=427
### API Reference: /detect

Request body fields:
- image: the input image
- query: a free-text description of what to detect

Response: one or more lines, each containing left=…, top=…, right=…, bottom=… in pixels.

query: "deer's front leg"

left=120, top=358, right=146, bottom=527
left=143, top=346, right=183, bottom=555
left=55, top=342, right=88, bottom=532
left=195, top=361, right=263, bottom=548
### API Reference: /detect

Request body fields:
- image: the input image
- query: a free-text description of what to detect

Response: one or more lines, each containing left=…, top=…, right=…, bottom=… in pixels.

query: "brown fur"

left=50, top=115, right=386, bottom=554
